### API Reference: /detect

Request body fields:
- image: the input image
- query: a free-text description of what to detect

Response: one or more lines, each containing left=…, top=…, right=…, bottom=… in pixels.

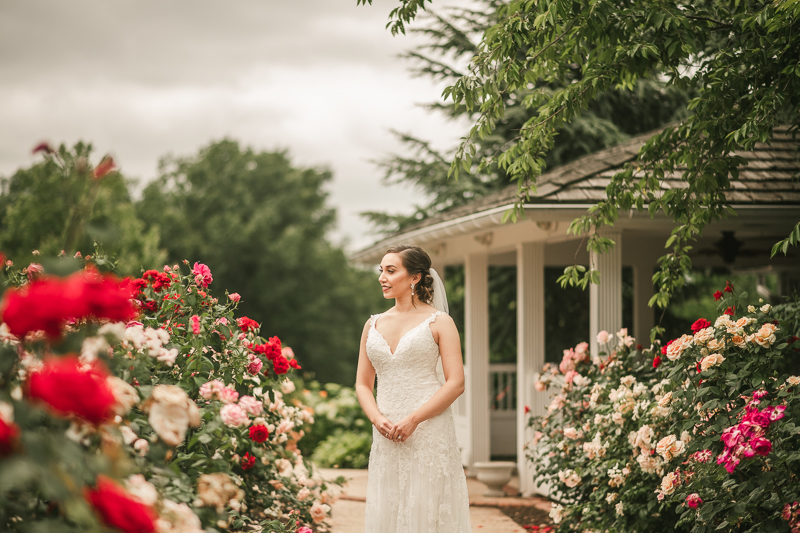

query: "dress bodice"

left=366, top=311, right=444, bottom=421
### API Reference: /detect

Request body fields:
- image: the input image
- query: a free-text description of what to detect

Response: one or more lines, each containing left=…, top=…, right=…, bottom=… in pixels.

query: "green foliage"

left=529, top=287, right=800, bottom=533
left=362, top=1, right=689, bottom=234
left=286, top=379, right=372, bottom=461
left=370, top=0, right=799, bottom=310
left=311, top=430, right=372, bottom=469
left=136, top=140, right=386, bottom=384
left=0, top=254, right=329, bottom=531
left=0, top=142, right=164, bottom=275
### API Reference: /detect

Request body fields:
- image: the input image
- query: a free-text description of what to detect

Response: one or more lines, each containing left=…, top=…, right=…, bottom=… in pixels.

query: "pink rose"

left=534, top=380, right=547, bottom=392
left=686, top=493, right=703, bottom=509
left=190, top=315, right=201, bottom=335
left=192, top=262, right=213, bottom=288
left=297, top=528, right=313, bottom=533
left=750, top=437, right=772, bottom=456
left=596, top=330, right=611, bottom=345
left=218, top=386, right=239, bottom=404
left=563, top=370, right=577, bottom=385
left=228, top=293, right=241, bottom=303
left=246, top=355, right=263, bottom=375
left=199, top=379, right=224, bottom=400
left=238, top=395, right=263, bottom=416
left=220, top=404, right=249, bottom=427
left=765, top=405, right=786, bottom=422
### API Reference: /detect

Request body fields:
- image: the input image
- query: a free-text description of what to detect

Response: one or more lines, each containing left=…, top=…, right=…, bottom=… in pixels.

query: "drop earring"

left=411, top=282, right=415, bottom=297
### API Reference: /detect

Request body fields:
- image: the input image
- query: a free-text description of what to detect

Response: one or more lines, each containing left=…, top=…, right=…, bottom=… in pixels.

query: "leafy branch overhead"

left=365, top=0, right=799, bottom=308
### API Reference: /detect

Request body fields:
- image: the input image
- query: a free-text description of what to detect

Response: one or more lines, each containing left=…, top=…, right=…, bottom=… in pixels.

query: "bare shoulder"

left=431, top=312, right=456, bottom=330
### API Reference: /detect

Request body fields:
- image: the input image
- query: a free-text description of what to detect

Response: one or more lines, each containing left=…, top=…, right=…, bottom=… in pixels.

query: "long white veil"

left=430, top=268, right=450, bottom=385
left=429, top=268, right=449, bottom=315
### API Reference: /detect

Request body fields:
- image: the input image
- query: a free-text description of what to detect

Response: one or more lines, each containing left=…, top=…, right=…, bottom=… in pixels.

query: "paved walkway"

left=319, top=469, right=551, bottom=533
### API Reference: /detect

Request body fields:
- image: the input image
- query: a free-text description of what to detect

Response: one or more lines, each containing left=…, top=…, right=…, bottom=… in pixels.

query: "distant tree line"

left=0, top=140, right=387, bottom=384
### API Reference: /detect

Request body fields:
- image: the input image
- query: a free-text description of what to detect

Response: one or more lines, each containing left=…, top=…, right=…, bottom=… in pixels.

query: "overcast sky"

left=0, top=0, right=472, bottom=251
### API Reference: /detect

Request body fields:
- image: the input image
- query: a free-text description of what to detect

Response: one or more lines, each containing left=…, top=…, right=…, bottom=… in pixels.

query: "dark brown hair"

left=385, top=244, right=434, bottom=305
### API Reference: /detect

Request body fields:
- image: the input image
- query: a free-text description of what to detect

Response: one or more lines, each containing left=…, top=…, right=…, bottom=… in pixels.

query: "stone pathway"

left=319, top=469, right=551, bottom=533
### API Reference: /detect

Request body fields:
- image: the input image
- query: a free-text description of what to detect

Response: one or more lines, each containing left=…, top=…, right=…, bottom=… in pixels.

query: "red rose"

left=273, top=355, right=290, bottom=375
left=713, top=290, right=723, bottom=301
left=92, top=156, right=116, bottom=180
left=0, top=417, right=20, bottom=456
left=636, top=344, right=643, bottom=351
left=85, top=475, right=157, bottom=533
left=249, top=424, right=270, bottom=443
left=724, top=280, right=733, bottom=293
left=691, top=318, right=711, bottom=333
left=140, top=300, right=158, bottom=313
left=0, top=272, right=137, bottom=339
left=288, top=358, right=301, bottom=370
left=142, top=270, right=171, bottom=292
left=250, top=337, right=281, bottom=361
left=241, top=451, right=256, bottom=470
left=524, top=405, right=530, bottom=414
left=724, top=307, right=735, bottom=316
left=124, top=277, right=148, bottom=296
left=653, top=356, right=662, bottom=368
left=28, top=356, right=116, bottom=424
left=32, top=141, right=54, bottom=155
left=80, top=272, right=139, bottom=323
left=237, top=317, right=260, bottom=333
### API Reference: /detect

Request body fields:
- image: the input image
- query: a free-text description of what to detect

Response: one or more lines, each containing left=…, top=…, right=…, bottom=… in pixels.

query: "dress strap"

left=369, top=313, right=381, bottom=327
left=426, top=311, right=444, bottom=325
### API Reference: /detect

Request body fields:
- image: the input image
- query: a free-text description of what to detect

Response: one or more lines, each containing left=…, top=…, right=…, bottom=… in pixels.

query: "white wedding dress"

left=364, top=311, right=472, bottom=532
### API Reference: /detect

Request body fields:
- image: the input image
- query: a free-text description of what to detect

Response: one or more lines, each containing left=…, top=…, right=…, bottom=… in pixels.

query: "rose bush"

left=529, top=287, right=800, bottom=533
left=529, top=333, right=682, bottom=533
left=0, top=252, right=339, bottom=532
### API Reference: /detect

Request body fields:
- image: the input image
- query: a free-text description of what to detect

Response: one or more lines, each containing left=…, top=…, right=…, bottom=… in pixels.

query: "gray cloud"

left=0, top=0, right=472, bottom=249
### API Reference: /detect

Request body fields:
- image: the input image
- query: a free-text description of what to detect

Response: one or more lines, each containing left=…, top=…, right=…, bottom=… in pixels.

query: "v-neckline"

left=372, top=312, right=437, bottom=356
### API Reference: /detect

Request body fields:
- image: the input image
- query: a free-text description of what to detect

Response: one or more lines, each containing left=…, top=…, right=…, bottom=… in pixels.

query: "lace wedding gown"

left=364, top=311, right=472, bottom=532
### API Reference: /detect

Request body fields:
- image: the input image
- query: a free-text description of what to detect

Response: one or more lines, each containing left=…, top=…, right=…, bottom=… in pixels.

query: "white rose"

left=120, top=425, right=137, bottom=445
left=787, top=376, right=800, bottom=387
left=761, top=304, right=772, bottom=313
left=281, top=380, right=296, bottom=394
left=596, top=330, right=611, bottom=345
left=125, top=474, right=158, bottom=506
left=144, top=385, right=201, bottom=446
left=616, top=502, right=624, bottom=516
left=550, top=503, right=564, bottom=524
left=108, top=376, right=139, bottom=416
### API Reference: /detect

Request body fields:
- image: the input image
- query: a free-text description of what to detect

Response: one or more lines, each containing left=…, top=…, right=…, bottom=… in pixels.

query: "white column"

left=516, top=242, right=545, bottom=496
left=590, top=230, right=623, bottom=357
left=464, top=252, right=490, bottom=473
left=633, top=261, right=655, bottom=346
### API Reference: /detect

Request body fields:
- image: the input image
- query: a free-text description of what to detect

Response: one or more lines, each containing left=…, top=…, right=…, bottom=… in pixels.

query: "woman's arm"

left=387, top=314, right=465, bottom=441
left=355, top=318, right=395, bottom=440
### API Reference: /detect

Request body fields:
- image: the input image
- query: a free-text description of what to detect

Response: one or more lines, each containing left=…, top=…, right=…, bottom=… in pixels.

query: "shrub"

left=311, top=430, right=372, bottom=469
left=529, top=286, right=800, bottom=533
left=0, top=252, right=338, bottom=532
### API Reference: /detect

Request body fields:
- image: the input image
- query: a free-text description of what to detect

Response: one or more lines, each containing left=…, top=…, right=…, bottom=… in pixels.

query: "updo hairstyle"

left=385, top=244, right=434, bottom=305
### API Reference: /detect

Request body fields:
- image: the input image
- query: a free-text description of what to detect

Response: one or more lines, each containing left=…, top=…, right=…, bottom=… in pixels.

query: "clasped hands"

left=374, top=415, right=418, bottom=443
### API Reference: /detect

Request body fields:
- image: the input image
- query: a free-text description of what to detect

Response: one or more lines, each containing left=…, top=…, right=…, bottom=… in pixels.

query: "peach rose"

left=700, top=353, right=725, bottom=371
left=309, top=502, right=331, bottom=524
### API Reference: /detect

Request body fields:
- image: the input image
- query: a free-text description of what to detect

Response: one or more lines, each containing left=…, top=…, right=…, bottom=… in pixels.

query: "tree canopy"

left=364, top=0, right=800, bottom=317
left=136, top=140, right=386, bottom=384
left=0, top=142, right=164, bottom=275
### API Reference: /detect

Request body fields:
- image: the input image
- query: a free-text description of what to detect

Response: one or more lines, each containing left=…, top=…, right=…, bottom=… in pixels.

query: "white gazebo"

left=352, top=127, right=800, bottom=495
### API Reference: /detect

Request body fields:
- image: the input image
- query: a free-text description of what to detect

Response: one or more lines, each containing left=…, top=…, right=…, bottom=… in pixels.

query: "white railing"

left=490, top=363, right=517, bottom=411
left=490, top=363, right=517, bottom=457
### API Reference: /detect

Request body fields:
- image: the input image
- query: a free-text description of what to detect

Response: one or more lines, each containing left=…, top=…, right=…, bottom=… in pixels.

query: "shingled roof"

left=394, top=125, right=800, bottom=232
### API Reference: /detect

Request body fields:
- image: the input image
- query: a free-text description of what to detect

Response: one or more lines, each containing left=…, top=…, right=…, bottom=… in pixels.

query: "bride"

left=355, top=244, right=472, bottom=531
